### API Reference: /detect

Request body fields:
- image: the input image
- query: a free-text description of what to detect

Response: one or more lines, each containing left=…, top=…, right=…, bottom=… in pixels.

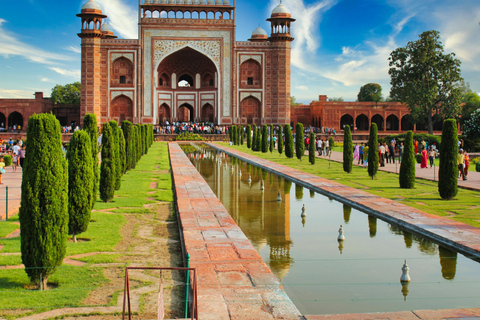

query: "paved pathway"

left=170, top=142, right=303, bottom=320
left=323, top=150, right=480, bottom=191
left=208, top=142, right=480, bottom=319
left=0, top=166, right=22, bottom=221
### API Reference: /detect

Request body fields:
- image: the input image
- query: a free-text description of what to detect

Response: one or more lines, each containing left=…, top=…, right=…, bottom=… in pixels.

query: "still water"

left=182, top=145, right=480, bottom=315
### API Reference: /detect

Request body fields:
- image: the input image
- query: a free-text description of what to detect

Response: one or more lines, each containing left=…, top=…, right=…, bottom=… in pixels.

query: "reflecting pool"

left=182, top=145, right=480, bottom=315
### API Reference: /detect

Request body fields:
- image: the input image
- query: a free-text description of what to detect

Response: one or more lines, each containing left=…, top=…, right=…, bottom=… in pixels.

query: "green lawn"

left=216, top=142, right=480, bottom=228
left=0, top=142, right=171, bottom=319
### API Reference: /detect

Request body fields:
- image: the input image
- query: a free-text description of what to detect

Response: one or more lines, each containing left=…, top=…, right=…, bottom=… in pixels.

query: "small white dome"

left=272, top=2, right=290, bottom=15
left=82, top=0, right=102, bottom=11
left=252, top=25, right=267, bottom=37
left=101, top=23, right=110, bottom=32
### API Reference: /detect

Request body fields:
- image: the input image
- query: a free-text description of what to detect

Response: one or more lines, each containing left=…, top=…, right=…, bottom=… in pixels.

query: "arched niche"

left=340, top=114, right=354, bottom=130
left=240, top=96, right=261, bottom=125
left=356, top=114, right=369, bottom=131
left=111, top=95, right=134, bottom=123
left=178, top=103, right=194, bottom=122
left=371, top=114, right=384, bottom=131
left=8, top=111, right=23, bottom=129
left=158, top=103, right=171, bottom=123
left=111, top=57, right=134, bottom=87
left=386, top=114, right=399, bottom=131
left=240, top=59, right=262, bottom=89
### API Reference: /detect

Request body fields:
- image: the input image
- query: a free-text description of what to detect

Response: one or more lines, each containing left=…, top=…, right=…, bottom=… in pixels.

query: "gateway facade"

left=77, top=0, right=295, bottom=125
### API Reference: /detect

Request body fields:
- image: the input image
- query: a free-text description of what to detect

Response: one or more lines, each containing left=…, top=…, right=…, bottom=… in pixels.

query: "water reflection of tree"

left=389, top=225, right=437, bottom=254
left=295, top=183, right=303, bottom=200
left=343, top=205, right=351, bottom=224
left=439, top=246, right=457, bottom=280
left=284, top=180, right=292, bottom=194
left=368, top=215, right=377, bottom=238
left=310, top=189, right=315, bottom=198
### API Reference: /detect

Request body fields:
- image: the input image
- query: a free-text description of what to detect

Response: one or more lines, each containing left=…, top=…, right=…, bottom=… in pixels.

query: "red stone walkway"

left=169, top=143, right=302, bottom=320
left=0, top=166, right=22, bottom=221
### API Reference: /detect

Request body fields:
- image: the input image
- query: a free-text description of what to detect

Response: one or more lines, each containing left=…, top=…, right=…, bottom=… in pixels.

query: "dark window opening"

left=120, top=76, right=126, bottom=84
left=159, top=78, right=163, bottom=86
left=209, top=79, right=214, bottom=86
left=247, top=77, right=253, bottom=85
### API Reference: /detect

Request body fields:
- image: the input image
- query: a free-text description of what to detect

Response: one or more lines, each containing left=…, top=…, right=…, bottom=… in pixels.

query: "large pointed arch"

left=240, top=96, right=261, bottom=125
left=111, top=95, right=133, bottom=123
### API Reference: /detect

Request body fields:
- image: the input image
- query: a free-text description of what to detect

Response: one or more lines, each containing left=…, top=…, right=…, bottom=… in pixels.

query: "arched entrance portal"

left=386, top=114, right=399, bottom=131
left=201, top=104, right=214, bottom=123
left=0, top=112, right=6, bottom=130
left=401, top=115, right=414, bottom=131
left=8, top=112, right=23, bottom=129
left=371, top=114, right=384, bottom=131
left=240, top=96, right=261, bottom=125
left=158, top=103, right=171, bottom=123
left=356, top=114, right=369, bottom=131
left=340, top=114, right=354, bottom=130
left=178, top=104, right=194, bottom=122
left=111, top=95, right=133, bottom=123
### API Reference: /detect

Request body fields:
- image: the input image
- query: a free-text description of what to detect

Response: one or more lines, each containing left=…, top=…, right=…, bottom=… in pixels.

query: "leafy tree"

left=309, top=132, right=316, bottom=165
left=51, top=82, right=81, bottom=104
left=388, top=30, right=463, bottom=134
left=461, top=92, right=480, bottom=124
left=246, top=125, right=251, bottom=148
left=278, top=125, right=283, bottom=154
left=357, top=83, right=383, bottom=102
left=284, top=125, right=294, bottom=158
left=290, top=96, right=300, bottom=106
left=19, top=113, right=68, bottom=290
left=438, top=119, right=458, bottom=199
left=269, top=125, right=274, bottom=152
left=252, top=125, right=257, bottom=151
left=399, top=131, right=415, bottom=188
left=262, top=125, right=268, bottom=153
left=100, top=122, right=116, bottom=202
left=295, top=123, right=304, bottom=160
left=67, top=130, right=93, bottom=243
left=343, top=125, right=353, bottom=173
left=463, top=109, right=480, bottom=140
left=83, top=114, right=99, bottom=207
left=368, top=123, right=379, bottom=179
left=121, top=121, right=134, bottom=170
left=109, top=120, right=121, bottom=190
left=328, top=136, right=335, bottom=150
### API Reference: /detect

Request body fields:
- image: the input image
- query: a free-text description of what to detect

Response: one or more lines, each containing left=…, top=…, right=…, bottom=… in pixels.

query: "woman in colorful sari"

left=420, top=148, right=428, bottom=168
left=353, top=143, right=360, bottom=162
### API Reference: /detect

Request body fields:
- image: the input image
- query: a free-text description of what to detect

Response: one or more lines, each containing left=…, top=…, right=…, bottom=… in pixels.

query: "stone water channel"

left=181, top=144, right=480, bottom=316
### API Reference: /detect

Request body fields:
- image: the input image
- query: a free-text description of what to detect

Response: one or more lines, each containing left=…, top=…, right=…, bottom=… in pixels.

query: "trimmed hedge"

left=438, top=119, right=458, bottom=200
left=252, top=125, right=257, bottom=151
left=309, top=132, right=316, bottom=165
left=368, top=123, right=379, bottom=179
left=295, top=123, right=304, bottom=160
left=399, top=131, right=415, bottom=188
left=269, top=125, right=274, bottom=153
left=2, top=154, right=12, bottom=166
left=246, top=125, right=251, bottom=148
left=278, top=125, right=283, bottom=155
left=100, top=122, right=116, bottom=203
left=262, top=125, right=268, bottom=153
left=284, top=125, right=294, bottom=158
left=83, top=114, right=99, bottom=205
left=343, top=125, right=353, bottom=173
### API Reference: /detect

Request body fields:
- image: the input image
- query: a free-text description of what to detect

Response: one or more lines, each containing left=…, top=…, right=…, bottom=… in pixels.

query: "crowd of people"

left=0, top=138, right=25, bottom=183
left=154, top=121, right=229, bottom=135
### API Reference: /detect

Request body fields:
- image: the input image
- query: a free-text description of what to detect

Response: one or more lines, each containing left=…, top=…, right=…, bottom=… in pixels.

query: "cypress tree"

left=118, top=127, right=126, bottom=174
left=121, top=121, right=134, bottom=170
left=67, top=130, right=93, bottom=243
left=439, top=119, right=458, bottom=199
left=134, top=125, right=141, bottom=164
left=109, top=120, right=122, bottom=190
left=256, top=127, right=262, bottom=151
left=140, top=125, right=146, bottom=155
left=100, top=122, right=116, bottom=202
left=399, top=131, right=415, bottom=188
left=269, top=125, right=273, bottom=153
left=19, top=113, right=68, bottom=290
left=246, top=125, right=251, bottom=148
left=343, top=125, right=353, bottom=173
left=143, top=125, right=148, bottom=154
left=278, top=125, right=283, bottom=154
left=285, top=124, right=294, bottom=158
left=232, top=125, right=237, bottom=145
left=262, top=124, right=268, bottom=153
left=240, top=127, right=244, bottom=145
left=236, top=125, right=240, bottom=145
left=83, top=113, right=99, bottom=206
left=252, top=125, right=257, bottom=151
left=229, top=126, right=233, bottom=142
left=295, top=123, right=304, bottom=160
left=309, top=132, right=316, bottom=165
left=368, top=123, right=379, bottom=179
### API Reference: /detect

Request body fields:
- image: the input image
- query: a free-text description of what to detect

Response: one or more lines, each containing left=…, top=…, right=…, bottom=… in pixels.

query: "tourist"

left=363, top=145, right=369, bottom=167
left=379, top=143, right=385, bottom=167
left=12, top=152, right=18, bottom=172
left=458, top=149, right=466, bottom=180
left=414, top=140, right=418, bottom=154
left=428, top=146, right=435, bottom=168
left=325, top=138, right=329, bottom=156
left=388, top=142, right=395, bottom=164
left=359, top=143, right=365, bottom=164
left=19, top=145, right=26, bottom=167
left=420, top=147, right=428, bottom=168
left=399, top=142, right=404, bottom=162
left=464, top=150, right=470, bottom=178
left=317, top=138, right=323, bottom=156
left=353, top=143, right=360, bottom=162
left=0, top=157, right=5, bottom=184
left=12, top=143, right=20, bottom=156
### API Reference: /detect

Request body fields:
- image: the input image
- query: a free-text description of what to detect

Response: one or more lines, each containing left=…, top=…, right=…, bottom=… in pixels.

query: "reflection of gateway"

left=77, top=0, right=294, bottom=126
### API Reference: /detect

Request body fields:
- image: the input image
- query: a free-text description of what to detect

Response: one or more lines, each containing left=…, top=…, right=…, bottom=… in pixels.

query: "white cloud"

left=49, top=67, right=81, bottom=79
left=96, top=0, right=138, bottom=39
left=41, top=77, right=53, bottom=82
left=66, top=45, right=81, bottom=54
left=295, top=85, right=309, bottom=91
left=0, top=89, right=36, bottom=99
left=0, top=19, right=72, bottom=65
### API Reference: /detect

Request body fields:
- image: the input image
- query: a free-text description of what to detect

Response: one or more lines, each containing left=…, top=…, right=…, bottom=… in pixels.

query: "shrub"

left=329, top=136, right=335, bottom=149
left=439, top=119, right=458, bottom=199
left=269, top=125, right=274, bottom=153
left=83, top=114, right=99, bottom=205
left=415, top=154, right=422, bottom=164
left=343, top=125, right=353, bottom=173
left=20, top=113, right=68, bottom=290
left=246, top=125, right=251, bottom=148
left=368, top=123, right=379, bottom=179
left=240, top=127, right=244, bottom=145
left=399, top=131, right=415, bottom=188
left=278, top=125, right=283, bottom=154
left=252, top=125, right=257, bottom=151
left=67, top=130, right=93, bottom=242
left=2, top=154, right=12, bottom=166
left=100, top=122, right=116, bottom=203
left=109, top=120, right=122, bottom=191
left=121, top=121, right=134, bottom=170
left=285, top=125, right=294, bottom=158
left=295, top=123, right=304, bottom=160
left=118, top=127, right=126, bottom=174
left=309, top=132, right=316, bottom=165
left=262, top=125, right=268, bottom=153
left=176, top=132, right=204, bottom=141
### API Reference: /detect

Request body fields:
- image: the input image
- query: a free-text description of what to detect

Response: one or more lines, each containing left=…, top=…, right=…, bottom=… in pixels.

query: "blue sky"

left=0, top=0, right=479, bottom=103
